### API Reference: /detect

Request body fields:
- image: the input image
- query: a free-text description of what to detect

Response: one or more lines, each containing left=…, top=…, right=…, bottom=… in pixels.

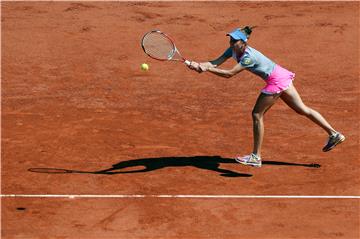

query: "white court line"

left=2, top=0, right=357, bottom=2
left=1, top=194, right=360, bottom=199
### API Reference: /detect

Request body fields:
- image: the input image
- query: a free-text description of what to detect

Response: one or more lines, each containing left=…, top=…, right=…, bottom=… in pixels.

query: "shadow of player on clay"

left=94, top=156, right=320, bottom=177
left=94, top=156, right=251, bottom=178
left=28, top=156, right=320, bottom=178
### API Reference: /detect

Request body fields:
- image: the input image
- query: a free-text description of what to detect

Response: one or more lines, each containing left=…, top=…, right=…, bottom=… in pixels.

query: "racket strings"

left=142, top=32, right=175, bottom=60
left=28, top=168, right=74, bottom=173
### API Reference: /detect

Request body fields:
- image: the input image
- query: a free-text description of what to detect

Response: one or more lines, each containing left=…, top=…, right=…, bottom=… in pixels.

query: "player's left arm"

left=206, top=63, right=245, bottom=78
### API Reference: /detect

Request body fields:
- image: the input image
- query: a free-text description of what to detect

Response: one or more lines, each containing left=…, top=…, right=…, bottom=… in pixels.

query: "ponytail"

left=241, top=26, right=257, bottom=39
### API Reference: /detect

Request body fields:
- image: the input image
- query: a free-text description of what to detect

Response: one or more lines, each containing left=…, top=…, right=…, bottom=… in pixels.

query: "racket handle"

left=184, top=60, right=191, bottom=66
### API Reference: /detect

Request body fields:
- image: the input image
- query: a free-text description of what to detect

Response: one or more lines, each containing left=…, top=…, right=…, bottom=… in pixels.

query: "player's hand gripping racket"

left=141, top=30, right=191, bottom=66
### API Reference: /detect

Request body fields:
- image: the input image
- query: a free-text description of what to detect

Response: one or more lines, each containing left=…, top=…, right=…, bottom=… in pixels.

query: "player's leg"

left=235, top=93, right=280, bottom=167
left=280, top=83, right=345, bottom=151
left=280, top=83, right=336, bottom=134
left=251, top=93, right=281, bottom=157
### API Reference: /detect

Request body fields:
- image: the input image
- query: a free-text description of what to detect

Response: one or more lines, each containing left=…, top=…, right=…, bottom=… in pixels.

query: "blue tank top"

left=224, top=46, right=276, bottom=80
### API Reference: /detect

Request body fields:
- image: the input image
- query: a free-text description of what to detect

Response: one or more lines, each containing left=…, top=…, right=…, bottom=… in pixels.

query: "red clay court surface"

left=1, top=1, right=359, bottom=239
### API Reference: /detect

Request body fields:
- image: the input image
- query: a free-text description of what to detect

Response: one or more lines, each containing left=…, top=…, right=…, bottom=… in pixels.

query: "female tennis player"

left=188, top=26, right=345, bottom=167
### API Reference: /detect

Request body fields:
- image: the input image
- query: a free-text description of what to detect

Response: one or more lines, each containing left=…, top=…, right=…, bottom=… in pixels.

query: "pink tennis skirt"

left=261, top=65, right=295, bottom=95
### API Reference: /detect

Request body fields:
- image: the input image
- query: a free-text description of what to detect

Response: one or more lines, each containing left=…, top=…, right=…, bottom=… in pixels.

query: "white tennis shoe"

left=322, top=132, right=345, bottom=152
left=235, top=153, right=262, bottom=168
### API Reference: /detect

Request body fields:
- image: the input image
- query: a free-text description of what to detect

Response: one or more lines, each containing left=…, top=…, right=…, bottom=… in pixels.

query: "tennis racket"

left=141, top=30, right=191, bottom=66
left=28, top=168, right=90, bottom=174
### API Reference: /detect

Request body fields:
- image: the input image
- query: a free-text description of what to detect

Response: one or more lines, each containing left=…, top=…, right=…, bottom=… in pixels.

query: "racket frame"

left=28, top=168, right=82, bottom=174
left=141, top=30, right=190, bottom=65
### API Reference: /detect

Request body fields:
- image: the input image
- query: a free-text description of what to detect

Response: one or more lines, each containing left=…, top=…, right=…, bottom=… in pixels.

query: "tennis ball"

left=141, top=63, right=149, bottom=71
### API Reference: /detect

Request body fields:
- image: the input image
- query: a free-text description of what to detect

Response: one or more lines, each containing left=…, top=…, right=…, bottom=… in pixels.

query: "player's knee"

left=252, top=111, right=263, bottom=121
left=296, top=106, right=311, bottom=116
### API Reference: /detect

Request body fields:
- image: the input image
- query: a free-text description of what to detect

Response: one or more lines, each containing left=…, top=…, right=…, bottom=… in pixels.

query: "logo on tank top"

left=241, top=57, right=253, bottom=67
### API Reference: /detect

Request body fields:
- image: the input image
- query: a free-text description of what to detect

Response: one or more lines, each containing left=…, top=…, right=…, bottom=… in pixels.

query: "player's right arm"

left=200, top=47, right=232, bottom=70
